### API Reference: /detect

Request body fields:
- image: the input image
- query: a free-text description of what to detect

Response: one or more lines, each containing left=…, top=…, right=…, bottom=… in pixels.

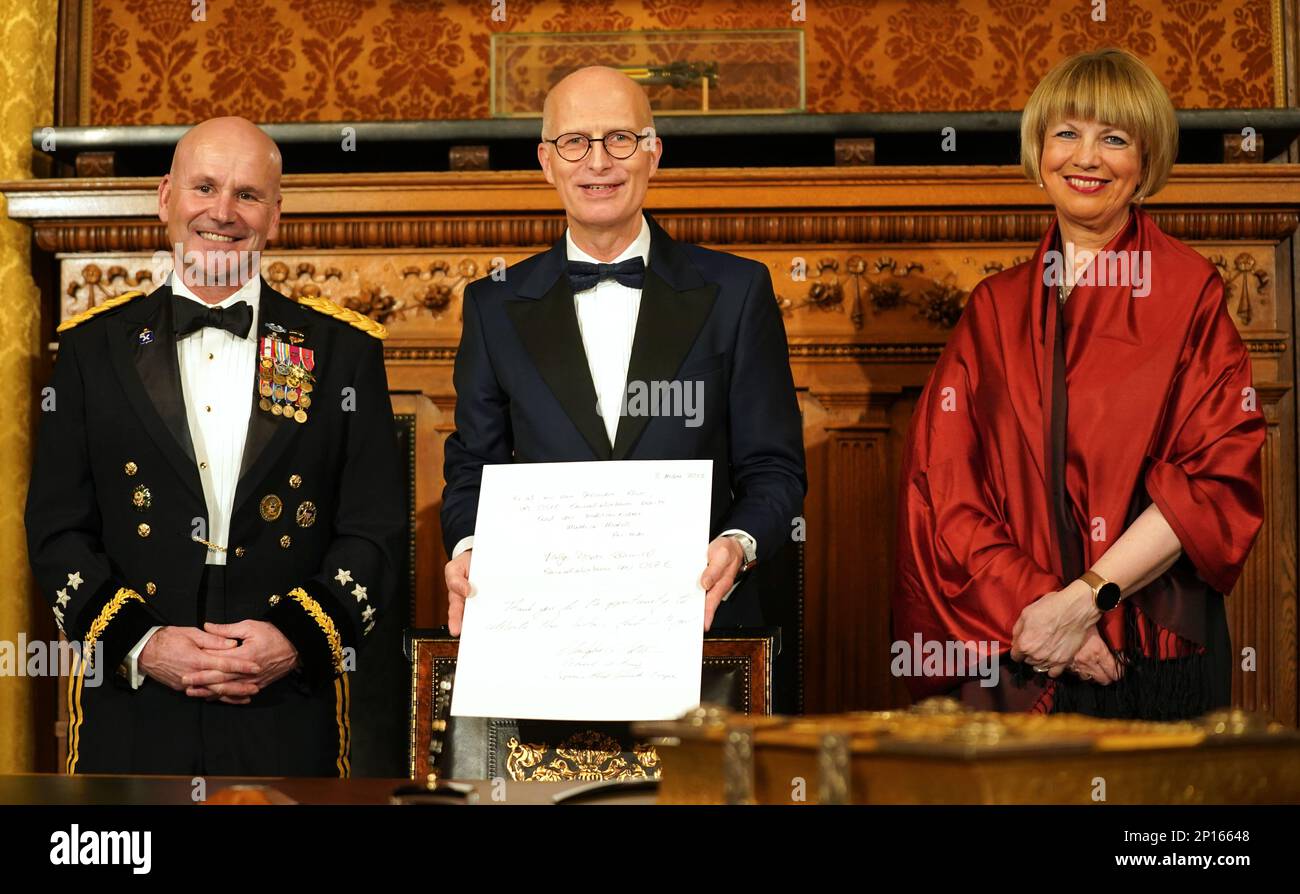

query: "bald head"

left=170, top=116, right=281, bottom=181
left=541, top=67, right=654, bottom=139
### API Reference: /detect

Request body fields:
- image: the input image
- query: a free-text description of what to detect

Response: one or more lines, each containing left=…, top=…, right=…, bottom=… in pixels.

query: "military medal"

left=257, top=329, right=316, bottom=423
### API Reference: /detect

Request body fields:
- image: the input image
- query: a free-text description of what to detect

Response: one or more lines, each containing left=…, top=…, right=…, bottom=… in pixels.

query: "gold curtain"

left=0, top=0, right=58, bottom=774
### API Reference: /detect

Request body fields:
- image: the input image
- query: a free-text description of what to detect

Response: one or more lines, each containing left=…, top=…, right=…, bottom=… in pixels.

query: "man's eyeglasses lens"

left=553, top=131, right=643, bottom=161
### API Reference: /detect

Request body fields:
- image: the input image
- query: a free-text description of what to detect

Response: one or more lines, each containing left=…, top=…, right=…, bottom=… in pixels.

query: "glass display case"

left=491, top=29, right=805, bottom=117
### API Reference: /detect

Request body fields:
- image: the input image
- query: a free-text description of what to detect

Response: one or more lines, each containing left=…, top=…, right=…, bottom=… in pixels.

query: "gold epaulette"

left=291, top=293, right=387, bottom=340
left=56, top=291, right=146, bottom=333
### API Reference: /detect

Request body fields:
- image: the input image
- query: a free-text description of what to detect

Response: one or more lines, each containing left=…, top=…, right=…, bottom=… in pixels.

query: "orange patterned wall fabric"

left=85, top=0, right=1282, bottom=125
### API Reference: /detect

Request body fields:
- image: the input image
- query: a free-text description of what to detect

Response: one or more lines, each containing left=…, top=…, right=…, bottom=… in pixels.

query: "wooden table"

left=0, top=774, right=657, bottom=805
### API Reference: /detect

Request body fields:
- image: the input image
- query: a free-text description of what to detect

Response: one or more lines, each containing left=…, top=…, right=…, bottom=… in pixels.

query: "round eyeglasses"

left=543, top=130, right=650, bottom=162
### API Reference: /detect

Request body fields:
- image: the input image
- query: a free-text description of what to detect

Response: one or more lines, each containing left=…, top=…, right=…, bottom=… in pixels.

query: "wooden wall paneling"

left=389, top=391, right=446, bottom=629
left=53, top=0, right=87, bottom=128
left=817, top=391, right=900, bottom=712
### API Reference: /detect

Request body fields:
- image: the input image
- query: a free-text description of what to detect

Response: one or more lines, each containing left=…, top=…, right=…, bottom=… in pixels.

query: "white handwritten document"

left=450, top=459, right=711, bottom=720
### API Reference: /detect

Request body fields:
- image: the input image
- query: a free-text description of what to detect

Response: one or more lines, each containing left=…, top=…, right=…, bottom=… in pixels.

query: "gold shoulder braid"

left=291, top=293, right=387, bottom=340
left=57, top=291, right=147, bottom=333
left=287, top=587, right=346, bottom=675
left=83, top=587, right=146, bottom=670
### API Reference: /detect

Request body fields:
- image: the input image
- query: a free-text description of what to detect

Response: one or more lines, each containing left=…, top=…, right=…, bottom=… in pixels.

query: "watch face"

left=1096, top=582, right=1122, bottom=612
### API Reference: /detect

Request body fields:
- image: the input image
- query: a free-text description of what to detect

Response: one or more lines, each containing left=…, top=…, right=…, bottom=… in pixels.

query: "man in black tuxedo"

left=25, top=117, right=404, bottom=775
left=442, top=67, right=806, bottom=633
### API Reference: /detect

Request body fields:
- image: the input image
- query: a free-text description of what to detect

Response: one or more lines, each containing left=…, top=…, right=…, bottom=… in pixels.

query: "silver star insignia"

left=363, top=621, right=375, bottom=636
left=362, top=605, right=375, bottom=623
left=53, top=606, right=64, bottom=627
left=352, top=584, right=368, bottom=603
left=55, top=589, right=70, bottom=607
left=67, top=571, right=83, bottom=590
left=334, top=568, right=353, bottom=586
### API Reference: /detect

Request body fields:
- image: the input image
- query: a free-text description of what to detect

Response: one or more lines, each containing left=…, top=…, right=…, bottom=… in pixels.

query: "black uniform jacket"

left=25, top=279, right=404, bottom=776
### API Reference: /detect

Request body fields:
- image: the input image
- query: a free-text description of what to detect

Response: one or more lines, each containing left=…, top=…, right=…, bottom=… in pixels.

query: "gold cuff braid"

left=83, top=587, right=145, bottom=670
left=288, top=587, right=345, bottom=675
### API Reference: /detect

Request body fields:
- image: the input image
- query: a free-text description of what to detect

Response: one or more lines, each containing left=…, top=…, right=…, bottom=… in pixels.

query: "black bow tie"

left=566, top=256, right=646, bottom=293
left=173, top=297, right=253, bottom=340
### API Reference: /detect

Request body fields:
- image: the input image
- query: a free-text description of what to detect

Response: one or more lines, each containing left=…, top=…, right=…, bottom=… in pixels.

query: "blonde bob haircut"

left=1021, top=48, right=1178, bottom=201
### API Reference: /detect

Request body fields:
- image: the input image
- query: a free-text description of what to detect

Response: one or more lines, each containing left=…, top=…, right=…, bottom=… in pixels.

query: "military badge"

left=138, top=328, right=154, bottom=345
left=259, top=494, right=283, bottom=521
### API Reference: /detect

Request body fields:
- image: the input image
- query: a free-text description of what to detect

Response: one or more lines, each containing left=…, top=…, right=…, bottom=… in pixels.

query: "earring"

left=1037, top=181, right=1044, bottom=188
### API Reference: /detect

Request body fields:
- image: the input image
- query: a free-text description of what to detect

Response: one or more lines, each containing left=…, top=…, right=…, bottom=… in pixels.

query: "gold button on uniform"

left=137, top=523, right=151, bottom=537
left=289, top=474, right=302, bottom=489
left=146, top=582, right=157, bottom=595
left=200, top=461, right=208, bottom=470
left=269, top=594, right=281, bottom=606
left=124, top=462, right=138, bottom=476
left=279, top=535, right=292, bottom=548
left=234, top=546, right=245, bottom=558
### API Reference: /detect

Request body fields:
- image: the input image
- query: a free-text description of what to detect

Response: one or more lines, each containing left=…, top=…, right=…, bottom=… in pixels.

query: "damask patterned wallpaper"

left=85, top=0, right=1283, bottom=125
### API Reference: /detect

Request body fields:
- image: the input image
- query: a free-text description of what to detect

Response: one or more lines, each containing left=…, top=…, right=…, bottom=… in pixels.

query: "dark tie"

left=173, top=297, right=253, bottom=339
left=566, top=256, right=646, bottom=293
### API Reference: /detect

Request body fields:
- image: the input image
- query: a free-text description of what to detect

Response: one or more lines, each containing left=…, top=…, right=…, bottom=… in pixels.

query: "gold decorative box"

left=634, top=699, right=1300, bottom=805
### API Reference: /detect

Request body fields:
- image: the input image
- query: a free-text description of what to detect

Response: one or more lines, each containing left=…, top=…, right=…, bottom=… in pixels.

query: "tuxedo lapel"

left=505, top=262, right=612, bottom=460
left=233, top=283, right=311, bottom=516
left=611, top=217, right=717, bottom=460
left=106, top=285, right=204, bottom=501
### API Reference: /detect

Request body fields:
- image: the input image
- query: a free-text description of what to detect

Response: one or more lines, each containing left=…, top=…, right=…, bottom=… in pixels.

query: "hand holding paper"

left=450, top=460, right=711, bottom=721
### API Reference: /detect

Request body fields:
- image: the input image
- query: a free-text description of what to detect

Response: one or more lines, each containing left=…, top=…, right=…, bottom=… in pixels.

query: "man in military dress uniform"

left=25, top=117, right=404, bottom=776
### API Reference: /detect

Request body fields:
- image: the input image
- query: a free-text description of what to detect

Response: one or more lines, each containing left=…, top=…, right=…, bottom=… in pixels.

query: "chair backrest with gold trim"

left=406, top=629, right=777, bottom=781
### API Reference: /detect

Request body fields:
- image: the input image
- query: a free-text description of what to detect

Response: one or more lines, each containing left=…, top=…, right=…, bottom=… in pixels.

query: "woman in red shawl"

left=893, top=48, right=1265, bottom=719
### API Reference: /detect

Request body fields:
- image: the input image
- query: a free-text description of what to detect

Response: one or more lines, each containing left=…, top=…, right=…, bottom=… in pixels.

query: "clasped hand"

left=139, top=621, right=298, bottom=704
left=1010, top=580, right=1123, bottom=684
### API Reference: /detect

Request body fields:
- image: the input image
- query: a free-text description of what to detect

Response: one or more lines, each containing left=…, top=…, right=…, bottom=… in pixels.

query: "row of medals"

left=259, top=353, right=314, bottom=423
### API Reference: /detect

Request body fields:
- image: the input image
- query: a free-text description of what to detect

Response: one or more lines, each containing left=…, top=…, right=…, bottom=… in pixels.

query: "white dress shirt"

left=570, top=215, right=652, bottom=447
left=452, top=216, right=757, bottom=580
left=171, top=272, right=261, bottom=566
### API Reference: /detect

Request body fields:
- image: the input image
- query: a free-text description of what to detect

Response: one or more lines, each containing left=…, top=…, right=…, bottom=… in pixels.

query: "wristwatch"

left=1080, top=570, right=1122, bottom=612
left=725, top=531, right=758, bottom=575
left=720, top=531, right=758, bottom=603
